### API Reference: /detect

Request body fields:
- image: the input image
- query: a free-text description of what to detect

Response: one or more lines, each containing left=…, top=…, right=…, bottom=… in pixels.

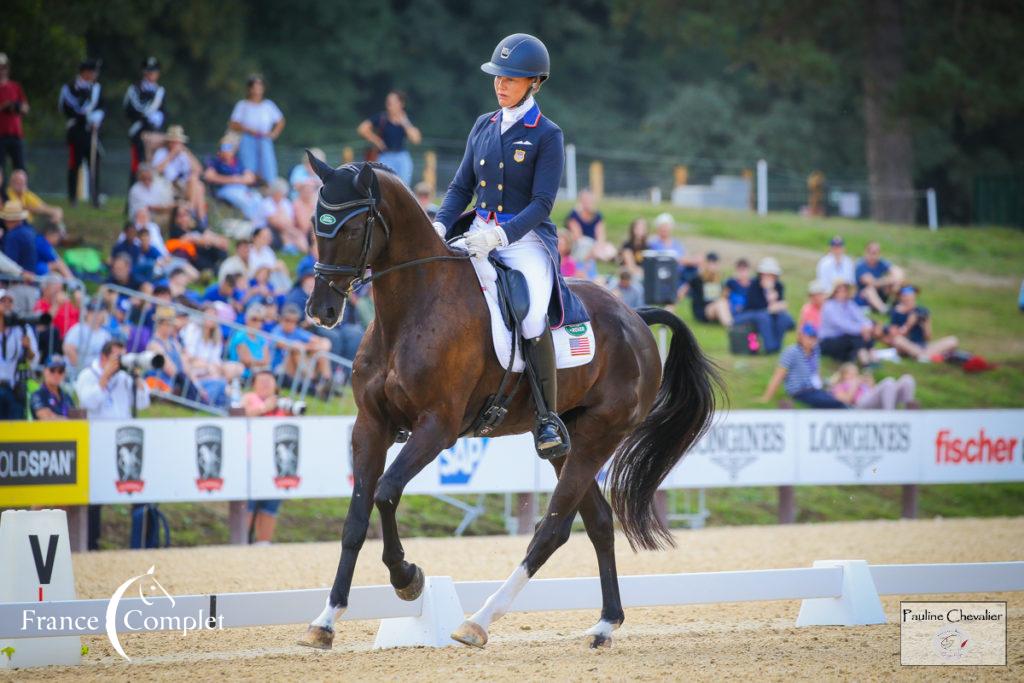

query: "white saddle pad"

left=470, top=256, right=596, bottom=372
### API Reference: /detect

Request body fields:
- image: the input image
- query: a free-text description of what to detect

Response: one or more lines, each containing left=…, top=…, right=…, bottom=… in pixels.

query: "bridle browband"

left=312, top=169, right=469, bottom=298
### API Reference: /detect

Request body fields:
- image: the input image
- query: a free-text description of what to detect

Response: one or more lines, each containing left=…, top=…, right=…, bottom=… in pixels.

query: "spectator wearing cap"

left=7, top=170, right=64, bottom=230
left=227, top=303, right=272, bottom=378
left=648, top=212, right=699, bottom=286
left=612, top=269, right=644, bottom=310
left=759, top=323, right=846, bottom=409
left=123, top=57, right=166, bottom=183
left=59, top=59, right=104, bottom=204
left=0, top=53, right=29, bottom=176
left=30, top=356, right=75, bottom=420
left=203, top=136, right=262, bottom=220
left=798, top=280, right=829, bottom=332
left=64, top=300, right=112, bottom=370
left=819, top=279, right=875, bottom=365
left=886, top=285, right=960, bottom=361
left=0, top=287, right=38, bottom=419
left=724, top=258, right=753, bottom=319
left=357, top=90, right=420, bottom=186
left=289, top=147, right=324, bottom=198
left=229, top=74, right=285, bottom=183
left=732, top=257, right=794, bottom=353
left=855, top=241, right=904, bottom=313
left=127, top=163, right=175, bottom=225
left=687, top=252, right=731, bottom=326
left=816, top=235, right=855, bottom=290
left=270, top=303, right=333, bottom=399
left=258, top=177, right=307, bottom=253
left=1, top=199, right=39, bottom=313
left=152, top=126, right=207, bottom=223
left=415, top=181, right=438, bottom=220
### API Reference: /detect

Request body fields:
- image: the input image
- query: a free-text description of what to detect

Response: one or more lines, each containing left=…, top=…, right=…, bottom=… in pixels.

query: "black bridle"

left=312, top=174, right=469, bottom=298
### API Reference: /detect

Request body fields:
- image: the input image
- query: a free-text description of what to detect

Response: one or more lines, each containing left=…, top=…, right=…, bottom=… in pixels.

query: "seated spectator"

left=64, top=300, right=112, bottom=370
left=33, top=223, right=72, bottom=279
left=855, top=241, right=904, bottom=313
left=131, top=226, right=169, bottom=283
left=147, top=306, right=224, bottom=406
left=886, top=285, right=959, bottom=361
left=688, top=252, right=731, bottom=326
left=7, top=170, right=64, bottom=230
left=127, top=163, right=175, bottom=225
left=557, top=228, right=578, bottom=278
left=270, top=303, right=333, bottom=398
left=227, top=303, right=272, bottom=377
left=258, top=177, right=307, bottom=253
left=111, top=222, right=141, bottom=264
left=30, top=355, right=75, bottom=419
left=759, top=324, right=846, bottom=409
left=167, top=203, right=228, bottom=274
left=248, top=226, right=292, bottom=291
left=218, top=237, right=252, bottom=283
left=106, top=253, right=147, bottom=293
left=724, top=258, right=753, bottom=320
left=203, top=271, right=244, bottom=311
left=118, top=207, right=169, bottom=257
left=618, top=217, right=648, bottom=279
left=414, top=181, right=438, bottom=220
left=819, top=279, right=875, bottom=365
left=1, top=199, right=39, bottom=313
left=830, top=362, right=917, bottom=410
left=181, top=304, right=244, bottom=383
left=815, top=235, right=855, bottom=289
left=565, top=188, right=615, bottom=262
left=648, top=212, right=699, bottom=286
left=34, top=274, right=80, bottom=337
left=151, top=125, right=207, bottom=223
left=166, top=266, right=200, bottom=307
left=292, top=181, right=317, bottom=239
left=733, top=257, right=794, bottom=354
left=570, top=230, right=599, bottom=281
left=798, top=280, right=829, bottom=332
left=0, top=288, right=37, bottom=419
left=203, top=137, right=262, bottom=221
left=288, top=147, right=325, bottom=198
left=611, top=269, right=644, bottom=309
left=283, top=263, right=314, bottom=313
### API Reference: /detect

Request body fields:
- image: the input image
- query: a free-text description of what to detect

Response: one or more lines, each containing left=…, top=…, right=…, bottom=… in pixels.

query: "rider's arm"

left=499, top=125, right=564, bottom=245
left=434, top=115, right=487, bottom=230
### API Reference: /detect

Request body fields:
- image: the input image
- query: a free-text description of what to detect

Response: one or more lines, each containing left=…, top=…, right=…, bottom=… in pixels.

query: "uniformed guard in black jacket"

left=124, top=56, right=166, bottom=184
left=58, top=59, right=104, bottom=205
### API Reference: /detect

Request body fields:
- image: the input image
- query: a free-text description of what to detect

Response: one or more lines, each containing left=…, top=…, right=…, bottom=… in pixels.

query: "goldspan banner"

left=0, top=421, right=90, bottom=506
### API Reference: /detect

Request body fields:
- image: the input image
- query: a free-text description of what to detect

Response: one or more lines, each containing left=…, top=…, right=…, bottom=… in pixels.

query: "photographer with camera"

left=74, top=338, right=152, bottom=419
left=0, top=287, right=38, bottom=419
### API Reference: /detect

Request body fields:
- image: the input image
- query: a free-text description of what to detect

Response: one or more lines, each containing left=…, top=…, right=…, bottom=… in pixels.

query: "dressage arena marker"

left=1, top=556, right=1021, bottom=665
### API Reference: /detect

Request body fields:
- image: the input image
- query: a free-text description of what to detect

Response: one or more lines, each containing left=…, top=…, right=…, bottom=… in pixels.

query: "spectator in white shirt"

left=151, top=125, right=207, bottom=223
left=74, top=339, right=151, bottom=419
left=0, top=287, right=38, bottom=419
left=228, top=74, right=285, bottom=183
left=815, top=235, right=856, bottom=289
left=127, top=163, right=175, bottom=225
left=258, top=177, right=307, bottom=254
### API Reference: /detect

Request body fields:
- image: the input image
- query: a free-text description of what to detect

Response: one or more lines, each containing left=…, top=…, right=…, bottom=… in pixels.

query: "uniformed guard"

left=124, top=56, right=167, bottom=184
left=58, top=59, right=104, bottom=205
left=433, top=33, right=571, bottom=459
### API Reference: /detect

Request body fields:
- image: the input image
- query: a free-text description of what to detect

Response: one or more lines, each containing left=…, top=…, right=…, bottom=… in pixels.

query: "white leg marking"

left=310, top=598, right=346, bottom=630
left=585, top=619, right=619, bottom=638
left=468, top=564, right=530, bottom=630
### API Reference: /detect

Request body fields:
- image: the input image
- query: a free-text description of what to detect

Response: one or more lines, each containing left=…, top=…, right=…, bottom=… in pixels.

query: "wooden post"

left=901, top=484, right=919, bottom=519
left=673, top=165, right=688, bottom=188
left=66, top=506, right=89, bottom=552
left=589, top=161, right=604, bottom=200
left=778, top=485, right=796, bottom=524
left=423, top=150, right=437, bottom=192
left=653, top=490, right=669, bottom=530
left=515, top=493, right=537, bottom=535
left=741, top=168, right=754, bottom=210
left=807, top=170, right=826, bottom=216
left=228, top=501, right=249, bottom=544
left=342, top=146, right=354, bottom=164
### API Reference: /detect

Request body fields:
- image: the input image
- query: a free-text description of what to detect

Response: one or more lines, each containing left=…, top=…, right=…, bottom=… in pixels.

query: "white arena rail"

left=2, top=561, right=1021, bottom=642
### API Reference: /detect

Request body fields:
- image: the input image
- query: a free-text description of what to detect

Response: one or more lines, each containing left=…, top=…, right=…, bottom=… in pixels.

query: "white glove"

left=432, top=221, right=447, bottom=240
left=463, top=228, right=506, bottom=258
left=147, top=111, right=165, bottom=129
left=86, top=110, right=105, bottom=128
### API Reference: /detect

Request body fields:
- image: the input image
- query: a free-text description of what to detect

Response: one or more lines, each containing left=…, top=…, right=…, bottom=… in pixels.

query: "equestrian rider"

left=433, top=33, right=568, bottom=458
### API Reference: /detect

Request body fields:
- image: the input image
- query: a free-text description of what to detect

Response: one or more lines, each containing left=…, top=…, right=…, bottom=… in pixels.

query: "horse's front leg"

left=375, top=413, right=456, bottom=599
left=298, top=411, right=391, bottom=649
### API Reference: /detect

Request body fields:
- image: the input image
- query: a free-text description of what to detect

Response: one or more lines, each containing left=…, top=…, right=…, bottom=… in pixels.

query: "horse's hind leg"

left=375, top=415, right=454, bottom=598
left=578, top=481, right=624, bottom=647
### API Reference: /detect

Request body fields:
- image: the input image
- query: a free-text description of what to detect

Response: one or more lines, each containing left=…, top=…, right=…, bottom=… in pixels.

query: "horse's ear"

left=306, top=149, right=334, bottom=181
left=355, top=162, right=376, bottom=197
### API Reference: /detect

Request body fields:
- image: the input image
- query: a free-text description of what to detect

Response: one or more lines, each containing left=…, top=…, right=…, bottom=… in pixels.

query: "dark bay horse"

left=298, top=158, right=718, bottom=650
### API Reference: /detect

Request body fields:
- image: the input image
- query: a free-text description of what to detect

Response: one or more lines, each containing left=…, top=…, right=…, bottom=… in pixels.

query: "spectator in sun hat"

left=732, top=257, right=794, bottom=353
left=759, top=323, right=847, bottom=409
left=30, top=355, right=75, bottom=420
left=1, top=199, right=39, bottom=313
left=203, top=135, right=262, bottom=220
left=816, top=235, right=855, bottom=291
left=124, top=56, right=167, bottom=183
left=798, top=280, right=829, bottom=332
left=819, top=278, right=875, bottom=365
left=0, top=52, right=29, bottom=176
left=152, top=125, right=207, bottom=223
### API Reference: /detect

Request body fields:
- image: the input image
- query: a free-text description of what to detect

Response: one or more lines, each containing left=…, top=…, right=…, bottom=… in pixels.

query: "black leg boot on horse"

left=524, top=328, right=570, bottom=459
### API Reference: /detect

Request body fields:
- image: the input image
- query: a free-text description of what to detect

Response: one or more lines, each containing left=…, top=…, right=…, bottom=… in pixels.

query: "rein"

left=312, top=182, right=470, bottom=296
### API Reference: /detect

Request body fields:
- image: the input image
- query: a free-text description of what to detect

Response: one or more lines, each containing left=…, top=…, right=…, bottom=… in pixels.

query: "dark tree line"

left=3, top=0, right=1021, bottom=223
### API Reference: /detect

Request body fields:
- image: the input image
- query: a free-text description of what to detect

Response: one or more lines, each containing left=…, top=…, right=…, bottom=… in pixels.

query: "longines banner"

left=5, top=410, right=1021, bottom=506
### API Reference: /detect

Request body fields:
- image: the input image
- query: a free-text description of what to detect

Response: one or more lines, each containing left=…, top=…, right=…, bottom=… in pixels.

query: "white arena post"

left=756, top=159, right=768, bottom=216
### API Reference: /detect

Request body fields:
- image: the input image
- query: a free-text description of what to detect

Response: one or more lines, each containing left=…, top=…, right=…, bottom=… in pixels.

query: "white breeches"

left=469, top=216, right=553, bottom=338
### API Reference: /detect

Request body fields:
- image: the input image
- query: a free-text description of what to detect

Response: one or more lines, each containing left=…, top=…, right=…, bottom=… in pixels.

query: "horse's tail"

left=608, top=307, right=721, bottom=551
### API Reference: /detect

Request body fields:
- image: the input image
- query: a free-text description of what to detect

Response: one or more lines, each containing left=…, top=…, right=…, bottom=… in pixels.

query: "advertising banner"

left=918, top=410, right=1022, bottom=484
left=89, top=419, right=248, bottom=504
left=248, top=416, right=352, bottom=500
left=0, top=421, right=90, bottom=506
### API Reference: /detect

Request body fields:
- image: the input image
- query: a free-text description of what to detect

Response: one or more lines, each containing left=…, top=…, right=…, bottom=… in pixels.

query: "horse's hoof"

left=588, top=633, right=612, bottom=649
left=451, top=620, right=488, bottom=648
left=297, top=624, right=334, bottom=650
left=395, top=564, right=424, bottom=601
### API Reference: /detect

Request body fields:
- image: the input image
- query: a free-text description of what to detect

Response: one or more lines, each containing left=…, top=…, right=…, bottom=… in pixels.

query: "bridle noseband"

left=312, top=168, right=470, bottom=299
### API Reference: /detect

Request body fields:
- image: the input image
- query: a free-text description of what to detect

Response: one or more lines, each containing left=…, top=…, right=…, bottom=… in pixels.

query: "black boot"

left=523, top=328, right=570, bottom=459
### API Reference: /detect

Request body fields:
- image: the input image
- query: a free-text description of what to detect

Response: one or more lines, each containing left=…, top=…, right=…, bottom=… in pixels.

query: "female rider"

left=432, top=33, right=568, bottom=458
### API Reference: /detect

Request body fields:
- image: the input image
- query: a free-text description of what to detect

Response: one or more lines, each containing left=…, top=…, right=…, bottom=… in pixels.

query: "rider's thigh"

left=498, top=239, right=553, bottom=338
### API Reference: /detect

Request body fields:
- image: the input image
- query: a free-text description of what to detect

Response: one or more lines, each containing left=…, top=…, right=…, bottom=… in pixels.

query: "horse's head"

left=305, top=155, right=393, bottom=328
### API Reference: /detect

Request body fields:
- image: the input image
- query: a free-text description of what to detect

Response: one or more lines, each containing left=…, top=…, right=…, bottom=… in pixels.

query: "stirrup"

left=535, top=414, right=570, bottom=460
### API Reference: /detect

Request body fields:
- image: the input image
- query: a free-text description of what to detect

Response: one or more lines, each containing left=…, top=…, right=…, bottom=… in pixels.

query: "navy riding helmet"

left=480, top=33, right=550, bottom=82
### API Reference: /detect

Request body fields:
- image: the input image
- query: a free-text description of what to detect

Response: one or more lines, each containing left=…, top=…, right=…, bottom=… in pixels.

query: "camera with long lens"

left=276, top=397, right=307, bottom=416
left=119, top=351, right=165, bottom=373
left=4, top=311, right=52, bottom=327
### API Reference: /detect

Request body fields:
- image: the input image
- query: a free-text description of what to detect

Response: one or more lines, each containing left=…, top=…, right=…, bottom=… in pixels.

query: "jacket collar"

left=488, top=101, right=542, bottom=128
